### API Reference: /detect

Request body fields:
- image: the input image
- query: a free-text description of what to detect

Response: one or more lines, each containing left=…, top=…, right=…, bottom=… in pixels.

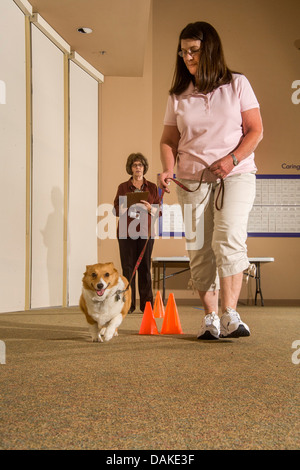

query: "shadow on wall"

left=40, top=186, right=64, bottom=306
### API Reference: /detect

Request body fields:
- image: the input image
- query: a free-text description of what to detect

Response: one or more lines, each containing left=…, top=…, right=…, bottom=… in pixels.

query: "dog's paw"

left=91, top=336, right=102, bottom=343
left=103, top=329, right=115, bottom=342
left=90, top=332, right=103, bottom=343
left=89, top=324, right=101, bottom=342
left=100, top=327, right=106, bottom=336
left=98, top=333, right=104, bottom=342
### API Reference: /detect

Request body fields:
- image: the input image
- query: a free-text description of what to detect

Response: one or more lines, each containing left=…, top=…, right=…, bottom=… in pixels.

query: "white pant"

left=176, top=172, right=256, bottom=291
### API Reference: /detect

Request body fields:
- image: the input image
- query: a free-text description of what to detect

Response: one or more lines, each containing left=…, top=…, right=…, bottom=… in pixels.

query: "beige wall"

left=99, top=0, right=300, bottom=303
left=98, top=4, right=154, bottom=269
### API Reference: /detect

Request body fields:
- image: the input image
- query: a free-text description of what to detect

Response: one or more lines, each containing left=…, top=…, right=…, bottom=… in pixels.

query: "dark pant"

left=118, top=237, right=154, bottom=312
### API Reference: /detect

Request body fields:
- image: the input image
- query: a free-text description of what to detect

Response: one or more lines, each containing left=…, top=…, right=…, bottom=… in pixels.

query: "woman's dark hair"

left=169, top=22, right=234, bottom=95
left=126, top=152, right=149, bottom=175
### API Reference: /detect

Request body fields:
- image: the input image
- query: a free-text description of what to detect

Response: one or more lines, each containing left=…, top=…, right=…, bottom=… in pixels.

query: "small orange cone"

left=139, top=302, right=159, bottom=335
left=153, top=291, right=165, bottom=318
left=160, top=293, right=183, bottom=335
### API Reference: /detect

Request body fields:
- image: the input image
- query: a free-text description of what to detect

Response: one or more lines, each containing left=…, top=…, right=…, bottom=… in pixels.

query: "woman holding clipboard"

left=114, top=153, right=160, bottom=314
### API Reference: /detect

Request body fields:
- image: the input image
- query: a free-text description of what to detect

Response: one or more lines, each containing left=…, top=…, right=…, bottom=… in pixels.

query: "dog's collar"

left=91, top=279, right=126, bottom=303
left=111, top=288, right=126, bottom=302
left=109, top=280, right=127, bottom=302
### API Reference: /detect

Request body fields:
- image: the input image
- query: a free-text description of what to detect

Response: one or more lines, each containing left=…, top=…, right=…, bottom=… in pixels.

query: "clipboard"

left=125, top=191, right=149, bottom=208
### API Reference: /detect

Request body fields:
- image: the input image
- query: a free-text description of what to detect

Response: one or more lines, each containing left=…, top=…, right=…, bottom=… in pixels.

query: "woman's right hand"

left=157, top=171, right=173, bottom=192
left=159, top=125, right=180, bottom=193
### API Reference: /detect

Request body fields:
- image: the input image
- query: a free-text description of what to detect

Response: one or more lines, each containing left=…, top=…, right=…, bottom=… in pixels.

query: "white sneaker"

left=220, top=307, right=250, bottom=338
left=197, top=312, right=220, bottom=340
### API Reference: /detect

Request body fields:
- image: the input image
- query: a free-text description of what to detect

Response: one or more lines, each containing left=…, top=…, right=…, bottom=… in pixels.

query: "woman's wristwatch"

left=230, top=153, right=239, bottom=166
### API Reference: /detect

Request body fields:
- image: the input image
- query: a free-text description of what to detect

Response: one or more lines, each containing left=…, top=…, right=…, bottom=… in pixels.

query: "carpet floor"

left=0, top=304, right=299, bottom=450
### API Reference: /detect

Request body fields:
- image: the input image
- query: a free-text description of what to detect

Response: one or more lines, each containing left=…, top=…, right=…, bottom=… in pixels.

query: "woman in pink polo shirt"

left=159, top=22, right=263, bottom=340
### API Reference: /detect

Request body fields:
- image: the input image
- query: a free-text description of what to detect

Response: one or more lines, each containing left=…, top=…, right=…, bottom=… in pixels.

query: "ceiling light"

left=77, top=27, right=93, bottom=34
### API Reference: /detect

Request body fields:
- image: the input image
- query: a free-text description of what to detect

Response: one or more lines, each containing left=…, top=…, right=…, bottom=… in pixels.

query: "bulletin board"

left=247, top=175, right=300, bottom=237
left=159, top=174, right=300, bottom=238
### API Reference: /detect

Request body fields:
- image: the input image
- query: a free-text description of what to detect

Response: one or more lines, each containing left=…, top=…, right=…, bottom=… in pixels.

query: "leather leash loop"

left=165, top=169, right=224, bottom=212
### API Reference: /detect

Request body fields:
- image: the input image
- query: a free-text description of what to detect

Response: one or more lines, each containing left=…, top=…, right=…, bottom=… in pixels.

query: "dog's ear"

left=109, top=263, right=118, bottom=275
left=83, top=265, right=91, bottom=276
left=105, top=262, right=116, bottom=273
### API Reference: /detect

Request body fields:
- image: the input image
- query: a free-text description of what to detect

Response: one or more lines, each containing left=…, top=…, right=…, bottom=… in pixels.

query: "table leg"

left=163, top=262, right=166, bottom=305
left=254, top=262, right=264, bottom=306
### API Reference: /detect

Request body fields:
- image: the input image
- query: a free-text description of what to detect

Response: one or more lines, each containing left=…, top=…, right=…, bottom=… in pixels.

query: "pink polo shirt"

left=163, top=74, right=260, bottom=181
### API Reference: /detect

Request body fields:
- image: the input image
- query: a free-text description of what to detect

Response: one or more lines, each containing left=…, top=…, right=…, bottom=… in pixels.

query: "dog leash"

left=117, top=170, right=224, bottom=299
left=163, top=169, right=225, bottom=211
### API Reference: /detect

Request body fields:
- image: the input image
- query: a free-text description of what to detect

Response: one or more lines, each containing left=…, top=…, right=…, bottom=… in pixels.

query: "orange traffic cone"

left=153, top=291, right=165, bottom=318
left=160, top=293, right=183, bottom=335
left=139, top=302, right=159, bottom=335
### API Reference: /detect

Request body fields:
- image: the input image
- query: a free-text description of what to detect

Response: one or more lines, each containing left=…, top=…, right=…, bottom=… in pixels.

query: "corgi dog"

left=79, top=262, right=131, bottom=342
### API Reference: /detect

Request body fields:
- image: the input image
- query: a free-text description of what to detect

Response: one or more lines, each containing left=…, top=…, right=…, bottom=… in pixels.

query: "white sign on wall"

left=0, top=79, right=6, bottom=104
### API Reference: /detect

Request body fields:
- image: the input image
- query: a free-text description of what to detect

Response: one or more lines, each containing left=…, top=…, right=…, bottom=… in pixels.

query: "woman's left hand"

left=140, top=200, right=152, bottom=214
left=209, top=155, right=234, bottom=179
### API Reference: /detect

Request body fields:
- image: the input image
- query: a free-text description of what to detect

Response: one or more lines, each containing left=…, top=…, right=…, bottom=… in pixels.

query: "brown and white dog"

left=79, top=262, right=131, bottom=342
